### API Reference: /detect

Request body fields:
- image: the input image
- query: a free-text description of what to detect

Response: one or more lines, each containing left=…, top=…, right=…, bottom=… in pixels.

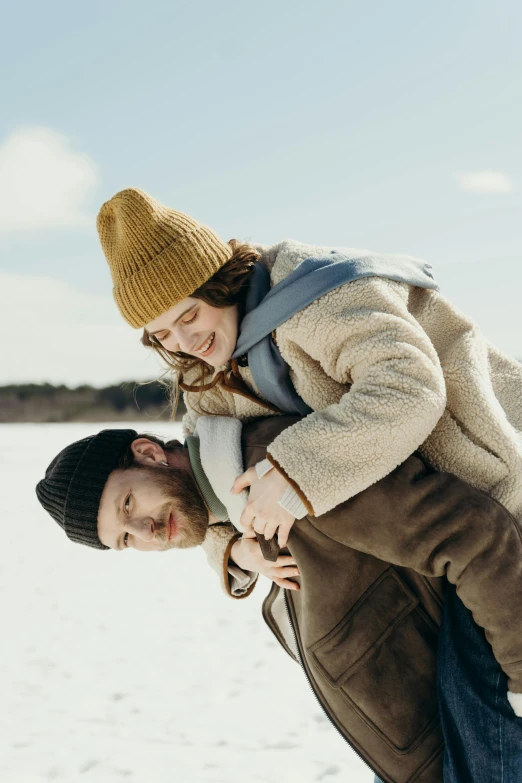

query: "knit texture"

left=97, top=188, right=233, bottom=328
left=36, top=429, right=137, bottom=549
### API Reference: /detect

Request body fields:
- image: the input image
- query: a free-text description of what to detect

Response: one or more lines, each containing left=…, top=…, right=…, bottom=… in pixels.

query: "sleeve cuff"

left=266, top=453, right=315, bottom=516
left=224, top=532, right=257, bottom=600
left=255, top=458, right=273, bottom=479
left=227, top=564, right=258, bottom=597
left=256, top=458, right=308, bottom=519
left=278, top=485, right=308, bottom=519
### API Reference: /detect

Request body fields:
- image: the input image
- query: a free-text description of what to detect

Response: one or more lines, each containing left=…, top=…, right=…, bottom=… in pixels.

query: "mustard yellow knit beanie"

left=97, top=188, right=233, bottom=328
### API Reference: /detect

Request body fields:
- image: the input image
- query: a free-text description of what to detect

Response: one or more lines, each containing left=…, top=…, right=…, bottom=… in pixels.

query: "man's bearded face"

left=97, top=462, right=209, bottom=552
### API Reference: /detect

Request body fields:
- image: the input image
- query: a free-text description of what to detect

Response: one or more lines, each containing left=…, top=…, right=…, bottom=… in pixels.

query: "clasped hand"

left=231, top=465, right=296, bottom=548
left=230, top=537, right=300, bottom=591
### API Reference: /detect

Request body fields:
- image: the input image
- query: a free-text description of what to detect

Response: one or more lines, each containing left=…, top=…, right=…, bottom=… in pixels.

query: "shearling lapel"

left=194, top=416, right=248, bottom=529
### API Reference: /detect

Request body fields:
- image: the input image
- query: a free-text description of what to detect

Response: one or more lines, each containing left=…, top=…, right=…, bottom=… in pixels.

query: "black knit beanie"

left=35, top=429, right=138, bottom=549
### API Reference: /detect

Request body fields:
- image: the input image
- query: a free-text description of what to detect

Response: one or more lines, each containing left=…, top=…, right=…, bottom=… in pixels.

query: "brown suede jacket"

left=240, top=416, right=522, bottom=783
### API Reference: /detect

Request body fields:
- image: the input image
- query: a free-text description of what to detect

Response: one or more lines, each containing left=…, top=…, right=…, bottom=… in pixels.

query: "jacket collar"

left=185, top=435, right=228, bottom=522
left=191, top=416, right=249, bottom=529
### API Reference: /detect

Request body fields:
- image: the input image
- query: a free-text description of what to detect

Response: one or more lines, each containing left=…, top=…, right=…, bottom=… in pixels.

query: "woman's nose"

left=161, top=332, right=181, bottom=353
left=176, top=329, right=198, bottom=355
left=164, top=329, right=193, bottom=354
left=127, top=517, right=155, bottom=542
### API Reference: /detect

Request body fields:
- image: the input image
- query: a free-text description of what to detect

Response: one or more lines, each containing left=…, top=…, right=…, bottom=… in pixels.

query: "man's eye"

left=123, top=532, right=129, bottom=548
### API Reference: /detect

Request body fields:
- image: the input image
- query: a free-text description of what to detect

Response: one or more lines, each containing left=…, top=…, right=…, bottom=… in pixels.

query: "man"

left=36, top=415, right=522, bottom=783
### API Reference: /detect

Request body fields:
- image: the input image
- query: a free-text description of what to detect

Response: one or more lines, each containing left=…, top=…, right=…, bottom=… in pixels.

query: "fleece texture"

left=182, top=239, right=522, bottom=518
left=182, top=241, right=522, bottom=692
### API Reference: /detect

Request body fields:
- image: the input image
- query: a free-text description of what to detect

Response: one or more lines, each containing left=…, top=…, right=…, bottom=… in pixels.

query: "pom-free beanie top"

left=35, top=429, right=137, bottom=549
left=97, top=188, right=232, bottom=328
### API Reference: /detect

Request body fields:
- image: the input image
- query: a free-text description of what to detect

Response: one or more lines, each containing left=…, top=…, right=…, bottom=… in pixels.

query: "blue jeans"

left=437, top=583, right=522, bottom=781
left=374, top=584, right=522, bottom=783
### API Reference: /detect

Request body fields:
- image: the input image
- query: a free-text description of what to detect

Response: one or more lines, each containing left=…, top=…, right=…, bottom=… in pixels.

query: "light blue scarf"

left=232, top=248, right=439, bottom=415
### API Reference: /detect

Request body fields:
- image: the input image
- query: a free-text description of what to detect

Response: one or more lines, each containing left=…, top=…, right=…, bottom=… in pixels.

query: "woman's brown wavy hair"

left=140, top=239, right=260, bottom=416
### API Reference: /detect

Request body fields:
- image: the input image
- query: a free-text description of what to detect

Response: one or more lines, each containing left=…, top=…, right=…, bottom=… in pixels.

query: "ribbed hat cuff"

left=113, top=226, right=233, bottom=328
left=64, top=429, right=137, bottom=548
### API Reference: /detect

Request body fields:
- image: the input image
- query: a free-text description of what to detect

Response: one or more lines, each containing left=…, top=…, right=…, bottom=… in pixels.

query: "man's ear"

left=130, top=438, right=167, bottom=467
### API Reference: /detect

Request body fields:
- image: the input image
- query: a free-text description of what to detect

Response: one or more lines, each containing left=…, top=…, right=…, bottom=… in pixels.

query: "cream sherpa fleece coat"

left=184, top=240, right=522, bottom=586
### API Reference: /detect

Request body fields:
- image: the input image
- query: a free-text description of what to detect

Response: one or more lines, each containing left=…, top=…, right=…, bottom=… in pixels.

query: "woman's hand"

left=230, top=537, right=300, bottom=591
left=232, top=466, right=297, bottom=548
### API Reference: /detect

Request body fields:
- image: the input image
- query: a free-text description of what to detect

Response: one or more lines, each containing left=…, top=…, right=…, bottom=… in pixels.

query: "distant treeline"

left=0, top=381, right=186, bottom=423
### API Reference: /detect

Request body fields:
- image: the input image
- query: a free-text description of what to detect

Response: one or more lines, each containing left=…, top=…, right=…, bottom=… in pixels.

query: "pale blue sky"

left=0, top=0, right=520, bottom=384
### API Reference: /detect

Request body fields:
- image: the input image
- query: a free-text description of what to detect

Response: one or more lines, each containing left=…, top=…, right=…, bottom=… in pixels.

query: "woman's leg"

left=437, top=583, right=522, bottom=782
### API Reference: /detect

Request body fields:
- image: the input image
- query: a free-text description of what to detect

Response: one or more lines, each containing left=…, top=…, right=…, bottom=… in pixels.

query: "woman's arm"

left=266, top=278, right=447, bottom=516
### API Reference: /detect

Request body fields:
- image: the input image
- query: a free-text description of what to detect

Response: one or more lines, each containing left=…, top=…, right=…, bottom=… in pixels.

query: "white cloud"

left=454, top=170, right=514, bottom=194
left=0, top=126, right=99, bottom=232
left=0, top=273, right=164, bottom=386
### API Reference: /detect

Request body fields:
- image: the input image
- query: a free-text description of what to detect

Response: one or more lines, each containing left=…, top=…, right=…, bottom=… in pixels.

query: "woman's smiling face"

left=145, top=297, right=239, bottom=368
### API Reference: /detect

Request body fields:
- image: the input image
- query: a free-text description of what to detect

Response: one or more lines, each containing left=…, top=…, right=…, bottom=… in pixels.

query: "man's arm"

left=201, top=522, right=300, bottom=598
left=201, top=523, right=257, bottom=599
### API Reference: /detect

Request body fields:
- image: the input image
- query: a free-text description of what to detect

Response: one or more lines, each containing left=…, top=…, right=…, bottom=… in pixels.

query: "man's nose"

left=127, top=517, right=155, bottom=542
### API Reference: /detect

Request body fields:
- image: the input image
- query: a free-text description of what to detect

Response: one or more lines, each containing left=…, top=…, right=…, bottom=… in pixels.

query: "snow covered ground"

left=0, top=423, right=372, bottom=783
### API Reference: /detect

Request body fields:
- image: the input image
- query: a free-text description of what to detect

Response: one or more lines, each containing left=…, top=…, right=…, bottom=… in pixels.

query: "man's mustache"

left=153, top=501, right=173, bottom=540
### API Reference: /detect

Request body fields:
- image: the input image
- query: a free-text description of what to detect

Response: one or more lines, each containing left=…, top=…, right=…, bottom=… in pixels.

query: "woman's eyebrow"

left=148, top=305, right=194, bottom=335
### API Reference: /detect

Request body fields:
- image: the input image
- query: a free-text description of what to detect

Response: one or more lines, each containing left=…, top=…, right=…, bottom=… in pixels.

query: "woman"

left=98, top=187, right=522, bottom=781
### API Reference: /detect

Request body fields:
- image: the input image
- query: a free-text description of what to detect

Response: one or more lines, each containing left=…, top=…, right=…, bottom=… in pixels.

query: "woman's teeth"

left=196, top=333, right=215, bottom=355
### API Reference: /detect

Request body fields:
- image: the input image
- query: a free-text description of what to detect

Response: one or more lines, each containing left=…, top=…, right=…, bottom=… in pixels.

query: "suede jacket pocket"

left=309, top=568, right=438, bottom=754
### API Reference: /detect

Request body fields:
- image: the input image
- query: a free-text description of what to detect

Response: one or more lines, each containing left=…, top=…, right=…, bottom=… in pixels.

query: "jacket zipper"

left=282, top=590, right=381, bottom=781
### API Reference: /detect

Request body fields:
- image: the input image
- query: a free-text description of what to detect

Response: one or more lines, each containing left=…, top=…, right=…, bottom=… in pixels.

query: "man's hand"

left=230, top=537, right=300, bottom=591
left=231, top=466, right=297, bottom=548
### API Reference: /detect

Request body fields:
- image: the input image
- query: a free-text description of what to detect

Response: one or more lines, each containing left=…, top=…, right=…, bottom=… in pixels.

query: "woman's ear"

left=130, top=438, right=167, bottom=467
